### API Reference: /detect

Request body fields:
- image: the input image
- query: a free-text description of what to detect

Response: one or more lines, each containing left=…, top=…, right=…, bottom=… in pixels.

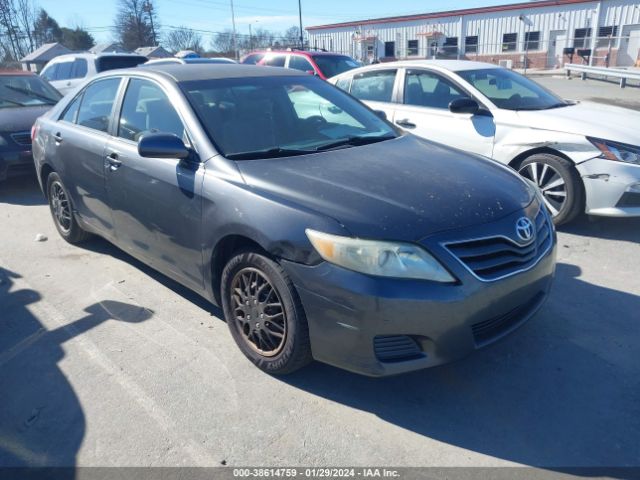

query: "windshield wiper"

left=315, top=134, right=396, bottom=152
left=0, top=98, right=24, bottom=107
left=3, top=85, right=58, bottom=105
left=226, top=147, right=314, bottom=160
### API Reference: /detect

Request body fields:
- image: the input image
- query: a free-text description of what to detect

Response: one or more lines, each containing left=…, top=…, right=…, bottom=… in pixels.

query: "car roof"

left=52, top=52, right=147, bottom=61
left=330, top=59, right=500, bottom=80
left=116, top=64, right=306, bottom=82
left=251, top=50, right=348, bottom=57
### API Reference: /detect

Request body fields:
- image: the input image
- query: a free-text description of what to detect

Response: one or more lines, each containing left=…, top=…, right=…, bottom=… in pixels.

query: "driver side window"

left=118, top=78, right=185, bottom=142
left=404, top=69, right=466, bottom=109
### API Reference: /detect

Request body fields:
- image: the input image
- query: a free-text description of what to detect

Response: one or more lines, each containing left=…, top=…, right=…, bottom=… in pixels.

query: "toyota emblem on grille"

left=515, top=217, right=535, bottom=242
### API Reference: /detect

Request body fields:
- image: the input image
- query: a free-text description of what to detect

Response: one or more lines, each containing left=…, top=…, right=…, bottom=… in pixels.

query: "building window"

left=443, top=37, right=458, bottom=56
left=384, top=41, right=395, bottom=57
left=465, top=35, right=478, bottom=54
left=596, top=26, right=618, bottom=48
left=407, top=39, right=419, bottom=56
left=573, top=28, right=592, bottom=49
left=524, top=31, right=540, bottom=51
left=502, top=33, right=518, bottom=52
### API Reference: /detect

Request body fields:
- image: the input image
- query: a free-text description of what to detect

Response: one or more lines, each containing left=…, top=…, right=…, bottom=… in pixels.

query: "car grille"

left=374, top=335, right=423, bottom=362
left=471, top=292, right=545, bottom=347
left=10, top=132, right=32, bottom=146
left=444, top=209, right=552, bottom=282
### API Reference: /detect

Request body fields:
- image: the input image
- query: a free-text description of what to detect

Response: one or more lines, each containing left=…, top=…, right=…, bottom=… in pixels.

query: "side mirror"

left=138, top=133, right=190, bottom=159
left=449, top=98, right=480, bottom=115
left=305, top=69, right=317, bottom=76
left=373, top=110, right=387, bottom=120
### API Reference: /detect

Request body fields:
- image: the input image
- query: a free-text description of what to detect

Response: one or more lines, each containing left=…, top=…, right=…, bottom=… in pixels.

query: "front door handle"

left=53, top=132, right=63, bottom=143
left=396, top=119, right=416, bottom=129
left=106, top=153, right=122, bottom=171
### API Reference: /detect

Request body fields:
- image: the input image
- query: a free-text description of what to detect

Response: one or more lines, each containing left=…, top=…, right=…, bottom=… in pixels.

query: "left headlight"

left=305, top=229, right=456, bottom=283
left=588, top=137, right=640, bottom=165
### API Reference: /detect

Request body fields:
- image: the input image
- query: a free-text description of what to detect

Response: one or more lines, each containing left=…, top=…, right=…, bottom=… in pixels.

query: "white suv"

left=40, top=53, right=147, bottom=95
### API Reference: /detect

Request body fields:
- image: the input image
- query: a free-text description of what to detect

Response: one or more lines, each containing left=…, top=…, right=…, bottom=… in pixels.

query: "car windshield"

left=0, top=75, right=61, bottom=108
left=456, top=68, right=568, bottom=111
left=312, top=55, right=360, bottom=78
left=97, top=56, right=147, bottom=72
left=182, top=75, right=397, bottom=159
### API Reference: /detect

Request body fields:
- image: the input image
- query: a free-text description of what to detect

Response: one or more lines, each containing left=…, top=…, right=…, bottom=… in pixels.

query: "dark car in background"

left=243, top=49, right=360, bottom=80
left=32, top=64, right=555, bottom=377
left=0, top=71, right=61, bottom=182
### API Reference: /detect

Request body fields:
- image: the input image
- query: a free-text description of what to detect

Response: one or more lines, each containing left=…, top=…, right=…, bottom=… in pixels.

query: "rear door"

left=51, top=77, right=122, bottom=238
left=104, top=77, right=204, bottom=290
left=393, top=68, right=495, bottom=157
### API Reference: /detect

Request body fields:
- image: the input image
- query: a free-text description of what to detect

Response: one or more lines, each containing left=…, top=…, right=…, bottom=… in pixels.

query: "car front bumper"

left=577, top=158, right=640, bottom=217
left=0, top=149, right=35, bottom=182
left=282, top=207, right=557, bottom=377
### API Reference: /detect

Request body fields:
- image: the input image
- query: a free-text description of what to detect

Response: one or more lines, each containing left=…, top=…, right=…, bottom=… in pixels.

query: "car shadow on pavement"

left=0, top=175, right=46, bottom=206
left=77, top=236, right=222, bottom=318
left=0, top=266, right=153, bottom=470
left=557, top=215, right=640, bottom=243
left=280, top=262, right=640, bottom=472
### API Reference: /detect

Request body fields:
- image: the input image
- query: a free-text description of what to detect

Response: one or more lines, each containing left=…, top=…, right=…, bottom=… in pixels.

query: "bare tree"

left=113, top=0, right=159, bottom=51
left=211, top=29, right=235, bottom=54
left=164, top=26, right=203, bottom=54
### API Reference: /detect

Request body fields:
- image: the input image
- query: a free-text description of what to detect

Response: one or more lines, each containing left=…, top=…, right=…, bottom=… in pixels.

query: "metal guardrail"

left=564, top=63, right=640, bottom=88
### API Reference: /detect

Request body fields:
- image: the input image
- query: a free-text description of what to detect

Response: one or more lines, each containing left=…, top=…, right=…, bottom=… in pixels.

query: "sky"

left=37, top=0, right=517, bottom=44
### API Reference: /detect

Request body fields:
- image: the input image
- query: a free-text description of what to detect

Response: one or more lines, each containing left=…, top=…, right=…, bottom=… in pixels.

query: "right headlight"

left=305, top=229, right=456, bottom=283
left=588, top=137, right=640, bottom=165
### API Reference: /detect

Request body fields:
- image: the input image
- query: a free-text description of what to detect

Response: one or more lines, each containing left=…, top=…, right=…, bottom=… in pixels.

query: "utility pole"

left=249, top=22, right=253, bottom=51
left=298, top=0, right=304, bottom=49
left=143, top=0, right=157, bottom=46
left=230, top=0, right=238, bottom=60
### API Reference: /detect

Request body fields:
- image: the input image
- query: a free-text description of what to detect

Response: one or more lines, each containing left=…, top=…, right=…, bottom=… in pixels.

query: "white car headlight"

left=588, top=137, right=640, bottom=165
left=305, top=229, right=455, bottom=283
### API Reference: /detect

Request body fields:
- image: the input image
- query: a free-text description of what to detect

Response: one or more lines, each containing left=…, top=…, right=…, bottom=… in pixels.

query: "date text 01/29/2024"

left=232, top=468, right=400, bottom=478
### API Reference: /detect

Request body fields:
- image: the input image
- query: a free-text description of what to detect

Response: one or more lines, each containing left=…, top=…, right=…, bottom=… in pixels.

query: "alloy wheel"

left=518, top=162, right=567, bottom=217
left=50, top=181, right=72, bottom=233
left=230, top=267, right=287, bottom=357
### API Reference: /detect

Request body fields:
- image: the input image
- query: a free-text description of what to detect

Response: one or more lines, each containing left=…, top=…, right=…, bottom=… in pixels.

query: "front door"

left=392, top=68, right=495, bottom=158
left=547, top=30, right=568, bottom=68
left=105, top=77, right=204, bottom=290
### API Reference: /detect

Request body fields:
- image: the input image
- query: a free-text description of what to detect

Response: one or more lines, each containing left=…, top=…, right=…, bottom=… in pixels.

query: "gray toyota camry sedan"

left=32, top=64, right=556, bottom=376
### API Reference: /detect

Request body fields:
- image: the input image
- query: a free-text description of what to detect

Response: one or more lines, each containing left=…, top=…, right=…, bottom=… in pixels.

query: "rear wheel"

left=517, top=153, right=584, bottom=225
left=221, top=250, right=312, bottom=375
left=47, top=172, right=90, bottom=244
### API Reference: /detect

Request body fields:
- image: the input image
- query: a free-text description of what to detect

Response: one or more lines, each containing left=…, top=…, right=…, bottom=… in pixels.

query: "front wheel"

left=518, top=153, right=584, bottom=225
left=221, top=251, right=312, bottom=375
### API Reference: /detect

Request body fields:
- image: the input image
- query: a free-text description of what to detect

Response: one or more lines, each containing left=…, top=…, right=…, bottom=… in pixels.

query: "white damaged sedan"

left=330, top=60, right=640, bottom=225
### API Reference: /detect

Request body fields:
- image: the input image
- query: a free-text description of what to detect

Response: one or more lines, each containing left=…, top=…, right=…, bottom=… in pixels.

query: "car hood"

left=515, top=101, right=640, bottom=145
left=236, top=135, right=534, bottom=241
left=0, top=105, right=53, bottom=133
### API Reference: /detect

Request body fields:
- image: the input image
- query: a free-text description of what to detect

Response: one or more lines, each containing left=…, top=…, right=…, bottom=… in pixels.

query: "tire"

left=46, top=172, right=91, bottom=244
left=517, top=153, right=584, bottom=226
left=221, top=250, right=312, bottom=375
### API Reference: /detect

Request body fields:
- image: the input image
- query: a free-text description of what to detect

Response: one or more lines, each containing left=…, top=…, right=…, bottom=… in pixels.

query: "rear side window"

left=289, top=55, right=314, bottom=72
left=76, top=78, right=121, bottom=133
left=118, top=78, right=185, bottom=142
left=61, top=95, right=82, bottom=123
left=264, top=55, right=286, bottom=67
left=350, top=70, right=397, bottom=102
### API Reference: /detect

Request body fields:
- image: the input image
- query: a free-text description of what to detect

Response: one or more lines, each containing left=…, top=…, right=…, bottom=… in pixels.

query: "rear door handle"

left=106, top=153, right=122, bottom=171
left=53, top=132, right=63, bottom=143
left=396, top=119, right=416, bottom=129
